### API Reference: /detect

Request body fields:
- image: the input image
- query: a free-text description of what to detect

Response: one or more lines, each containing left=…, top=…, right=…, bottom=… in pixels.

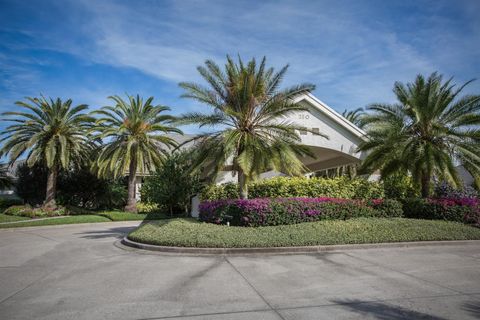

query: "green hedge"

left=201, top=177, right=384, bottom=200
left=402, top=198, right=479, bottom=224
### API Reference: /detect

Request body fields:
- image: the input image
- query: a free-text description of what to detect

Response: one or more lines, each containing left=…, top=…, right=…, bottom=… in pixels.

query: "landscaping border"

left=121, top=236, right=480, bottom=255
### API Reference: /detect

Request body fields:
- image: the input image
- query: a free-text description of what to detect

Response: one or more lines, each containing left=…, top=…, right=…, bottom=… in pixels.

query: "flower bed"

left=199, top=197, right=402, bottom=227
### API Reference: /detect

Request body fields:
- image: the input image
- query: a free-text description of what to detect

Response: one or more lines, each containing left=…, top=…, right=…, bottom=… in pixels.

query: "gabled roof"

left=294, top=93, right=367, bottom=140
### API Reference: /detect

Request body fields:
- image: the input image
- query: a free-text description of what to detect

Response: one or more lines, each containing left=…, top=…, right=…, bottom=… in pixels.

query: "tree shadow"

left=462, top=301, right=480, bottom=318
left=331, top=299, right=446, bottom=320
left=76, top=226, right=139, bottom=239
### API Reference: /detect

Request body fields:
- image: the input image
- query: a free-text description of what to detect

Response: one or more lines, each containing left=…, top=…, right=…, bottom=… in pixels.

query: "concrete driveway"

left=0, top=222, right=479, bottom=320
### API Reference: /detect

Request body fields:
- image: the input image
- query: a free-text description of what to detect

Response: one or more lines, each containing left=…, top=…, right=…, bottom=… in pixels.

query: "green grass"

left=0, top=214, right=31, bottom=223
left=128, top=218, right=480, bottom=248
left=0, top=215, right=111, bottom=228
left=0, top=209, right=170, bottom=228
left=95, top=211, right=169, bottom=221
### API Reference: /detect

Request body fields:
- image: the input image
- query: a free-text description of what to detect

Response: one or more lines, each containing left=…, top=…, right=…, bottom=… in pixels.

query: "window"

left=312, top=127, right=320, bottom=135
left=299, top=127, right=308, bottom=135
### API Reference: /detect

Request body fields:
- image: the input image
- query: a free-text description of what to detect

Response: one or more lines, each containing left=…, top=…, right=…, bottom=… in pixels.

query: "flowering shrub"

left=199, top=197, right=401, bottom=227
left=434, top=182, right=479, bottom=199
left=201, top=177, right=384, bottom=201
left=402, top=197, right=480, bottom=225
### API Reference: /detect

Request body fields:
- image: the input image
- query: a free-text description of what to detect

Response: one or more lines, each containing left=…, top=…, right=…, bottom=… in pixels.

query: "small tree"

left=141, top=150, right=202, bottom=216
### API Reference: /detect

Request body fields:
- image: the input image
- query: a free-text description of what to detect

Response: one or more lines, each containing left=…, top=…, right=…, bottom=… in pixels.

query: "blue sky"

left=1, top=0, right=479, bottom=134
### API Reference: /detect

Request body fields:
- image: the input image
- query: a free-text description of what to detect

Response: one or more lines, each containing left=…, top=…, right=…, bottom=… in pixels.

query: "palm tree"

left=92, top=95, right=182, bottom=212
left=342, top=107, right=365, bottom=128
left=358, top=72, right=480, bottom=197
left=179, top=56, right=324, bottom=199
left=0, top=97, right=95, bottom=208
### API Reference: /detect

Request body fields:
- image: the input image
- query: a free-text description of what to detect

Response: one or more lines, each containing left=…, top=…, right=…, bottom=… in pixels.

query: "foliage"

left=0, top=197, right=23, bottom=210
left=140, top=150, right=202, bottom=215
left=434, top=181, right=479, bottom=199
left=342, top=107, right=365, bottom=128
left=179, top=56, right=320, bottom=198
left=92, top=94, right=181, bottom=212
left=128, top=218, right=480, bottom=248
left=4, top=204, right=66, bottom=218
left=57, top=167, right=127, bottom=210
left=136, top=202, right=161, bottom=213
left=15, top=163, right=48, bottom=205
left=198, top=197, right=401, bottom=227
left=14, top=163, right=127, bottom=209
left=358, top=72, right=480, bottom=197
left=368, top=199, right=404, bottom=217
left=402, top=197, right=479, bottom=224
left=383, top=173, right=419, bottom=199
left=201, top=177, right=384, bottom=200
left=0, top=96, right=96, bottom=207
left=0, top=163, right=13, bottom=189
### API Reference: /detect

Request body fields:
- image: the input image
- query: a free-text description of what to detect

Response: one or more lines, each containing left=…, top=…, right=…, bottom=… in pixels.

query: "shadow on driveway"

left=331, top=299, right=445, bottom=320
left=76, top=226, right=138, bottom=240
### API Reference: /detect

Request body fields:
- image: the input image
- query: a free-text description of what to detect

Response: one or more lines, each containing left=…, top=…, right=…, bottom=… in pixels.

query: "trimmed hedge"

left=402, top=198, right=480, bottom=225
left=201, top=177, right=384, bottom=200
left=199, top=197, right=402, bottom=227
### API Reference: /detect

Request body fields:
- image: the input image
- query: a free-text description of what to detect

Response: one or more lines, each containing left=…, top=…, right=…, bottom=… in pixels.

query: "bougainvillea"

left=199, top=197, right=400, bottom=227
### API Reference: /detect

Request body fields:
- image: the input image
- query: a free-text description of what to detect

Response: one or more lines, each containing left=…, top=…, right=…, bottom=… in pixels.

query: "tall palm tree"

left=0, top=97, right=95, bottom=208
left=179, top=56, right=324, bottom=199
left=92, top=95, right=182, bottom=212
left=358, top=72, right=480, bottom=197
left=342, top=107, right=365, bottom=128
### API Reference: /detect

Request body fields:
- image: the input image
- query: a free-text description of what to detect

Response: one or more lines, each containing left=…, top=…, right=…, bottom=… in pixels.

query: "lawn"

left=128, top=218, right=480, bottom=248
left=0, top=214, right=30, bottom=223
left=0, top=214, right=111, bottom=228
left=0, top=210, right=170, bottom=228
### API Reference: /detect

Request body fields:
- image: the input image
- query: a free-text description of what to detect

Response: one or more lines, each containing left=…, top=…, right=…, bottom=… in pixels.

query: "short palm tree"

left=92, top=95, right=182, bottom=212
left=0, top=97, right=95, bottom=208
left=358, top=72, right=480, bottom=197
left=179, top=56, right=324, bottom=199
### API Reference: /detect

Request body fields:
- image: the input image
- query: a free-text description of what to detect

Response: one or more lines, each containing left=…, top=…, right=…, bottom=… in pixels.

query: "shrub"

left=4, top=204, right=66, bottom=218
left=199, top=197, right=401, bottom=227
left=15, top=163, right=127, bottom=209
left=201, top=177, right=384, bottom=200
left=383, top=174, right=419, bottom=199
left=4, top=205, right=35, bottom=217
left=56, top=167, right=127, bottom=210
left=0, top=197, right=23, bottom=209
left=368, top=199, right=404, bottom=217
left=402, top=197, right=480, bottom=224
left=141, top=150, right=203, bottom=215
left=434, top=182, right=479, bottom=199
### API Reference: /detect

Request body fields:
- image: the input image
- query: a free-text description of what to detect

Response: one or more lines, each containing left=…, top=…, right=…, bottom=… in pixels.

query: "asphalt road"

left=0, top=221, right=479, bottom=320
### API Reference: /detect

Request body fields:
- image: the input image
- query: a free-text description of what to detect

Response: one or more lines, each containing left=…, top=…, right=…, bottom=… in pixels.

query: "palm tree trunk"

left=238, top=170, right=248, bottom=199
left=421, top=171, right=431, bottom=198
left=125, top=158, right=138, bottom=213
left=44, top=166, right=58, bottom=210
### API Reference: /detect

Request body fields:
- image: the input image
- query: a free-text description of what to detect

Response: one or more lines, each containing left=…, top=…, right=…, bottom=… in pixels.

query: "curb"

left=121, top=237, right=480, bottom=255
